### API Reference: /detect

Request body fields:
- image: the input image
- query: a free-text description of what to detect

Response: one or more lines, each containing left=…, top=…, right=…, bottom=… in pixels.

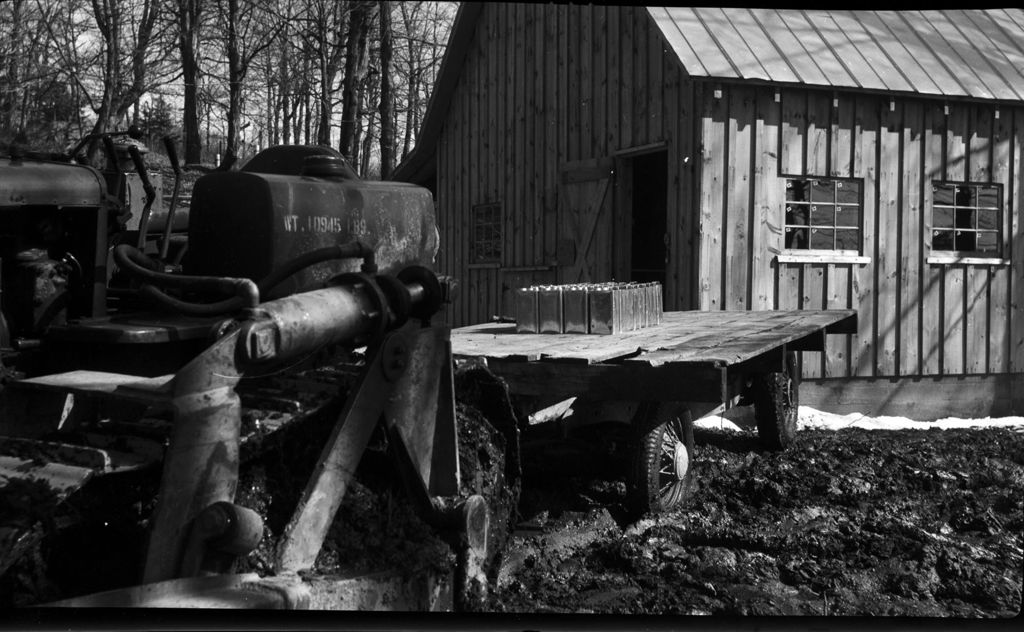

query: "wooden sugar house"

left=394, top=5, right=1024, bottom=417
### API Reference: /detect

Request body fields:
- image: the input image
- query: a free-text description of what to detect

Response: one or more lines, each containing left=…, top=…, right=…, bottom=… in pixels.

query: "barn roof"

left=650, top=8, right=1024, bottom=101
left=394, top=5, right=1024, bottom=185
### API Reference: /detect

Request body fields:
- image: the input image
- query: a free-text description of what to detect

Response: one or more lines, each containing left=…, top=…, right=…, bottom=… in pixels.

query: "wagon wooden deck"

left=452, top=309, right=856, bottom=513
left=451, top=310, right=857, bottom=407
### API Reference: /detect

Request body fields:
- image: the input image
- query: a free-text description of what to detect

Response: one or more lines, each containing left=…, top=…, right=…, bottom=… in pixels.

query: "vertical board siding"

left=828, top=95, right=856, bottom=378
left=991, top=110, right=1012, bottom=374
left=876, top=101, right=901, bottom=377
left=1012, top=108, right=1024, bottom=372
left=853, top=96, right=879, bottom=377
left=435, top=4, right=1023, bottom=385
left=699, top=85, right=726, bottom=310
left=697, top=86, right=1020, bottom=380
left=944, top=105, right=968, bottom=375
left=900, top=103, right=923, bottom=376
left=438, top=4, right=688, bottom=323
left=968, top=107, right=993, bottom=373
left=752, top=89, right=781, bottom=312
left=921, top=104, right=945, bottom=374
left=726, top=88, right=753, bottom=310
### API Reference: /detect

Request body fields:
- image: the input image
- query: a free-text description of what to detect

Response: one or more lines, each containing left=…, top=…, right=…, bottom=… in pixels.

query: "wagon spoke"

left=659, top=478, right=680, bottom=497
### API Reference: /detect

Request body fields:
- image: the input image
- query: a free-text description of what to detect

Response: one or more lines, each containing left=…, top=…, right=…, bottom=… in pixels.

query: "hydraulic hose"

left=256, top=242, right=376, bottom=294
left=113, top=241, right=376, bottom=316
left=113, top=244, right=259, bottom=314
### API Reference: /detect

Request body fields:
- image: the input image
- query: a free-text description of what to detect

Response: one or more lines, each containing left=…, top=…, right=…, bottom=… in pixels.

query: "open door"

left=626, top=151, right=668, bottom=288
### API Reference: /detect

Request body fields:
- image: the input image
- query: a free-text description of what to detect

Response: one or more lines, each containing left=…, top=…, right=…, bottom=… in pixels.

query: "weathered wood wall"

left=435, top=3, right=698, bottom=326
left=434, top=3, right=1024, bottom=382
left=698, top=84, right=1024, bottom=379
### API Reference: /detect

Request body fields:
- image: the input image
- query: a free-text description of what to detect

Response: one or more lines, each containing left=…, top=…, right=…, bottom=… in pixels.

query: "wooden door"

left=557, top=158, right=615, bottom=283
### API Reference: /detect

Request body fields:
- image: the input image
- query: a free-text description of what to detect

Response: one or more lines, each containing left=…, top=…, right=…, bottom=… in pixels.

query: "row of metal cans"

left=514, top=282, right=664, bottom=335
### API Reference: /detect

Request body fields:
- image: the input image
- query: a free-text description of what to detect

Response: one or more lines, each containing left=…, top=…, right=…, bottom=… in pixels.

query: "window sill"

left=926, top=255, right=1010, bottom=266
left=776, top=253, right=871, bottom=265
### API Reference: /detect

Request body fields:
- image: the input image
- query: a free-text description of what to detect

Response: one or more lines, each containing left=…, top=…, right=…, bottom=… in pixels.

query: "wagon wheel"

left=628, top=404, right=694, bottom=515
left=751, top=351, right=800, bottom=450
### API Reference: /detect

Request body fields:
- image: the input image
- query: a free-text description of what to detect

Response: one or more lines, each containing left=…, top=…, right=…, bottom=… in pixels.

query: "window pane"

left=976, top=231, right=998, bottom=253
left=836, top=206, right=860, bottom=227
left=933, top=230, right=954, bottom=250
left=811, top=180, right=832, bottom=202
left=956, top=208, right=976, bottom=229
left=836, top=183, right=860, bottom=205
left=933, top=207, right=955, bottom=228
left=783, top=177, right=861, bottom=253
left=785, top=227, right=808, bottom=249
left=811, top=204, right=835, bottom=226
left=976, top=209, right=998, bottom=231
left=933, top=184, right=955, bottom=206
left=810, top=228, right=834, bottom=249
left=836, top=229, right=859, bottom=250
left=954, top=187, right=971, bottom=206
left=786, top=204, right=809, bottom=226
left=976, top=187, right=999, bottom=209
left=786, top=180, right=808, bottom=202
left=954, top=230, right=977, bottom=251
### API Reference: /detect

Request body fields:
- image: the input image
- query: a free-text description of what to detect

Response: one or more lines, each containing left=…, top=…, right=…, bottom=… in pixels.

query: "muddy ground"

left=487, top=425, right=1024, bottom=617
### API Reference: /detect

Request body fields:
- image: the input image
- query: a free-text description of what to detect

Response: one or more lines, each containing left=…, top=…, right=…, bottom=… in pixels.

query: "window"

left=783, top=177, right=862, bottom=253
left=931, top=182, right=1001, bottom=256
left=471, top=203, right=502, bottom=264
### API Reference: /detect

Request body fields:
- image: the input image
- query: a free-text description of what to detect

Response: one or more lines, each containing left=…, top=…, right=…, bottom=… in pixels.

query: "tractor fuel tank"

left=186, top=147, right=439, bottom=299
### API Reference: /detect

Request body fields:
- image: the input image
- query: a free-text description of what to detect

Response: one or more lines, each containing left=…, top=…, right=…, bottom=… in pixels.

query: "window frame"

left=470, top=202, right=503, bottom=265
left=929, top=181, right=1003, bottom=259
left=781, top=175, right=864, bottom=256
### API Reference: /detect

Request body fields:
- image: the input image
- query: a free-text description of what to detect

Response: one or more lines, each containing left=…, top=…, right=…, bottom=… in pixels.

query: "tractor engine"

left=186, top=145, right=439, bottom=298
left=0, top=144, right=440, bottom=377
left=0, top=158, right=109, bottom=345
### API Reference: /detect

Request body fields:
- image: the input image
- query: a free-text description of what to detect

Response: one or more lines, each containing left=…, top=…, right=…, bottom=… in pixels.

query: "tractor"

left=0, top=131, right=519, bottom=609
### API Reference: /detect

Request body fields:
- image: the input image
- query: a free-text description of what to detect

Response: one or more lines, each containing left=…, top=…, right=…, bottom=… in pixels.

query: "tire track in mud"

left=489, top=427, right=1024, bottom=617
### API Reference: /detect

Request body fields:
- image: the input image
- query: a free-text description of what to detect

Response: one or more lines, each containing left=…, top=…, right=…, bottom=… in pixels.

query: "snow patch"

left=694, top=406, right=1024, bottom=432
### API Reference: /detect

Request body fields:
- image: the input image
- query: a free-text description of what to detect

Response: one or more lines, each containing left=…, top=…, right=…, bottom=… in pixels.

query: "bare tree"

left=87, top=0, right=173, bottom=135
left=3, top=0, right=456, bottom=173
left=175, top=0, right=204, bottom=163
left=1, top=0, right=62, bottom=138
left=213, top=0, right=283, bottom=160
left=298, top=0, right=348, bottom=146
left=338, top=0, right=374, bottom=161
left=378, top=0, right=394, bottom=178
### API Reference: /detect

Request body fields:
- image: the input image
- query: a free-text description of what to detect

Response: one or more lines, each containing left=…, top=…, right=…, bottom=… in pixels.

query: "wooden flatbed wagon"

left=451, top=309, right=857, bottom=513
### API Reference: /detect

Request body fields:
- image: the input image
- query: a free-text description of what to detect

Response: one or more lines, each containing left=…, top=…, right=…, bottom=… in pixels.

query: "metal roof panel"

left=952, top=10, right=1024, bottom=101
left=750, top=9, right=830, bottom=86
left=883, top=12, right=965, bottom=97
left=789, top=11, right=866, bottom=89
left=663, top=7, right=735, bottom=77
left=818, top=11, right=903, bottom=92
left=695, top=7, right=772, bottom=82
left=915, top=11, right=995, bottom=100
left=727, top=9, right=801, bottom=84
left=647, top=7, right=1024, bottom=102
left=858, top=11, right=940, bottom=95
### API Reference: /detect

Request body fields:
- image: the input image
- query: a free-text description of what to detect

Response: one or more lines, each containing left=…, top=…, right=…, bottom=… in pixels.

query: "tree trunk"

left=3, top=0, right=25, bottom=132
left=178, top=0, right=203, bottom=163
left=338, top=1, right=372, bottom=160
left=90, top=0, right=121, bottom=137
left=280, top=40, right=291, bottom=144
left=225, top=0, right=241, bottom=158
left=377, top=0, right=393, bottom=179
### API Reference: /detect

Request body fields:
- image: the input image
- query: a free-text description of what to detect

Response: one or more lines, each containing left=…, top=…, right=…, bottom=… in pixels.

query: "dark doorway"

left=630, top=151, right=668, bottom=288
